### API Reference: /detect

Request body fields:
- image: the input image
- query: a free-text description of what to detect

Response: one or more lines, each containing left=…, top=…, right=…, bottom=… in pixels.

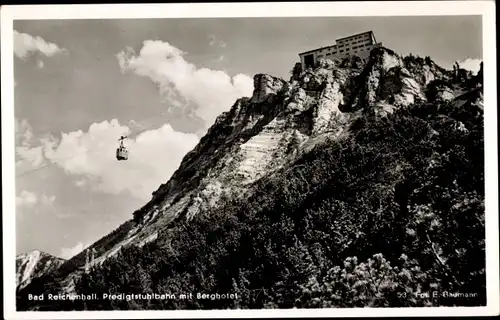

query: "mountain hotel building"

left=298, top=31, right=383, bottom=70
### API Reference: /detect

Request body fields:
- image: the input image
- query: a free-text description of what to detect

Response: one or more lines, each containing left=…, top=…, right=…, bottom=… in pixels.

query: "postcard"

left=2, top=2, right=498, bottom=319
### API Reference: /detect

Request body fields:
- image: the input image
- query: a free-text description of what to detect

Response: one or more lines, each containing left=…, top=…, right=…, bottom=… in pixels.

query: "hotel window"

left=340, top=50, right=344, bottom=53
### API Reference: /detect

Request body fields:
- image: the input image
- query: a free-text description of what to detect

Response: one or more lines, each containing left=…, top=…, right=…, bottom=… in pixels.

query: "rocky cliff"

left=17, top=47, right=484, bottom=309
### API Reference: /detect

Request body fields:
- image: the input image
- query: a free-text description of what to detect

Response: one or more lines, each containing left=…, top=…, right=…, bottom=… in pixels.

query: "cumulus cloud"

left=40, top=119, right=199, bottom=200
left=16, top=190, right=56, bottom=209
left=15, top=119, right=45, bottom=173
left=60, top=242, right=89, bottom=259
left=457, top=58, right=482, bottom=75
left=116, top=40, right=253, bottom=126
left=16, top=145, right=44, bottom=169
left=14, top=30, right=67, bottom=59
left=15, top=117, right=199, bottom=200
left=16, top=190, right=38, bottom=207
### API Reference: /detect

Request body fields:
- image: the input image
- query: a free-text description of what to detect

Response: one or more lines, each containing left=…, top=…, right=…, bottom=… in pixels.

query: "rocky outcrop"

left=425, top=79, right=456, bottom=102
left=341, top=48, right=432, bottom=111
left=250, top=74, right=287, bottom=104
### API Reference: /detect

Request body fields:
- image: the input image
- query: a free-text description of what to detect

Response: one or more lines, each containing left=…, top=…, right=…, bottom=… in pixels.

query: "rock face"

left=250, top=74, right=287, bottom=104
left=16, top=250, right=65, bottom=290
left=19, top=46, right=483, bottom=297
left=340, top=48, right=452, bottom=112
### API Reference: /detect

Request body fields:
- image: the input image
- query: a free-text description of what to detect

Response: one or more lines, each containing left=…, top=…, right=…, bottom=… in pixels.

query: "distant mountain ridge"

left=16, top=250, right=65, bottom=290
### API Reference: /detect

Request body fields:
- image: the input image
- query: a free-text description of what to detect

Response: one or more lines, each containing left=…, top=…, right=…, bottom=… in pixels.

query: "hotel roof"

left=298, top=31, right=376, bottom=56
left=336, top=30, right=375, bottom=42
left=298, top=44, right=337, bottom=56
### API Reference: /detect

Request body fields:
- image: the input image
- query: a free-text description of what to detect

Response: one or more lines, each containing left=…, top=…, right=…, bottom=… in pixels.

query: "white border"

left=2, top=2, right=498, bottom=319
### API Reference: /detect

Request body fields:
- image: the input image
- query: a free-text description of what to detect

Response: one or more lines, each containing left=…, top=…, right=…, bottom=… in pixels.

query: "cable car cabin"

left=116, top=136, right=129, bottom=161
left=116, top=146, right=128, bottom=161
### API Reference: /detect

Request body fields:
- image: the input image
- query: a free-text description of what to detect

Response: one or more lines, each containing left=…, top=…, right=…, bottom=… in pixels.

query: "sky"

left=13, top=16, right=483, bottom=259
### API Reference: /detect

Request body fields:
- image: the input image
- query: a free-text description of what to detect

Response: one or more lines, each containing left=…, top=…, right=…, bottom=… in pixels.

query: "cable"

left=15, top=110, right=170, bottom=178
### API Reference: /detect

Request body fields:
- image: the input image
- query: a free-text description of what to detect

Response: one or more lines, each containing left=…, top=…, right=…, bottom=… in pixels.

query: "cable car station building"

left=298, top=31, right=382, bottom=70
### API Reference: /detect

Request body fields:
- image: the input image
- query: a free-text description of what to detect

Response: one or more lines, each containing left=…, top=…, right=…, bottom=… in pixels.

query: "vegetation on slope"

left=18, top=88, right=484, bottom=310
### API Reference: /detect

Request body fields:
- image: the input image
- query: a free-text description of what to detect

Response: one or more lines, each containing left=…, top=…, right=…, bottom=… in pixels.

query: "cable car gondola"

left=116, top=136, right=129, bottom=161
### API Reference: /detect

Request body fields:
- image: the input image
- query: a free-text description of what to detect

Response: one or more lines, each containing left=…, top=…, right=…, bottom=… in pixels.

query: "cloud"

left=208, top=34, right=227, bottom=48
left=16, top=190, right=57, bottom=209
left=457, top=58, right=482, bottom=75
left=14, top=117, right=199, bottom=200
left=116, top=40, right=253, bottom=126
left=40, top=119, right=199, bottom=200
left=74, top=179, right=87, bottom=188
left=14, top=30, right=67, bottom=59
left=16, top=145, right=44, bottom=169
left=37, top=60, right=45, bottom=69
left=208, top=35, right=217, bottom=46
left=15, top=119, right=46, bottom=173
left=16, top=190, right=38, bottom=207
left=15, top=118, right=34, bottom=144
left=60, top=242, right=89, bottom=260
left=41, top=195, right=56, bottom=206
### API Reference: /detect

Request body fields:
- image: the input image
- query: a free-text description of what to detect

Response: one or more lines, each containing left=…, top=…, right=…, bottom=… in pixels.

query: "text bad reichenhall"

left=28, top=292, right=239, bottom=301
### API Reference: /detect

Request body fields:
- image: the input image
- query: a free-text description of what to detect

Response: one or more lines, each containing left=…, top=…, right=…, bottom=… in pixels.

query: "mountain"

left=16, top=250, right=65, bottom=290
left=17, top=47, right=485, bottom=310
